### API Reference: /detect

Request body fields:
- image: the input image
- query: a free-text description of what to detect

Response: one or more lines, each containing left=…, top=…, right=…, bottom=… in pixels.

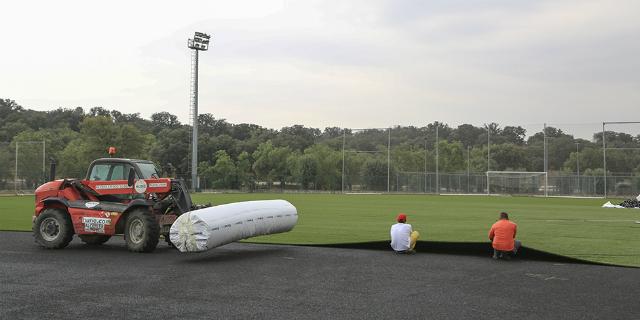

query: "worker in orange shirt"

left=488, top=212, right=521, bottom=260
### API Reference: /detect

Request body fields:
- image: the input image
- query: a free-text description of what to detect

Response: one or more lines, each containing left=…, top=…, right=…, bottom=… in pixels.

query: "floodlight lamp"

left=188, top=31, right=211, bottom=51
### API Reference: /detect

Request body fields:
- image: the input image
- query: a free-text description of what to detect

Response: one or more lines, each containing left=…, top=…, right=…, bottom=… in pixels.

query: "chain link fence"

left=190, top=172, right=638, bottom=198
left=0, top=141, right=47, bottom=194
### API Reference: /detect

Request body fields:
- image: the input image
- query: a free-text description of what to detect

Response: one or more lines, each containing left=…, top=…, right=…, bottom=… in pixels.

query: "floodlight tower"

left=188, top=31, right=211, bottom=191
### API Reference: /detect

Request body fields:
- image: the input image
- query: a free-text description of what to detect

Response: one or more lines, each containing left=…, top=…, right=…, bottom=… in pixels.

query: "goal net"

left=486, top=171, right=548, bottom=196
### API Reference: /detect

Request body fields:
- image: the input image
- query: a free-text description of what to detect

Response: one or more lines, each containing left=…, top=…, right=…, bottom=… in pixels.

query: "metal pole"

left=467, top=146, right=470, bottom=193
left=387, top=127, right=391, bottom=193
left=42, top=140, right=46, bottom=184
left=424, top=138, right=428, bottom=193
left=191, top=49, right=199, bottom=191
left=543, top=123, right=548, bottom=197
left=435, top=125, right=439, bottom=194
left=342, top=129, right=346, bottom=193
left=15, top=142, right=18, bottom=194
left=486, top=126, right=490, bottom=195
left=487, top=125, right=490, bottom=171
left=576, top=142, right=580, bottom=194
left=603, top=122, right=607, bottom=198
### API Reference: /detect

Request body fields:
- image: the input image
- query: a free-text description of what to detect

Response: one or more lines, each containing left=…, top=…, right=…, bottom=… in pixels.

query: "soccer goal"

left=486, top=171, right=548, bottom=196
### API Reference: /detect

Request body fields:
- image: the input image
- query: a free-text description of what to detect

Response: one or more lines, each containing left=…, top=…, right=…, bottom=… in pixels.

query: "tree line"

left=1, top=98, right=639, bottom=190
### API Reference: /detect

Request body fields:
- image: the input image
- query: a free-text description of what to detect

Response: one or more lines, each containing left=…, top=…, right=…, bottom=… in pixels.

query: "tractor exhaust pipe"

left=49, top=158, right=56, bottom=181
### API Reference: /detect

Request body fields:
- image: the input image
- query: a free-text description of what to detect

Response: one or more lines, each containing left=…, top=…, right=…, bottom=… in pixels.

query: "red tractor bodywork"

left=35, top=177, right=176, bottom=236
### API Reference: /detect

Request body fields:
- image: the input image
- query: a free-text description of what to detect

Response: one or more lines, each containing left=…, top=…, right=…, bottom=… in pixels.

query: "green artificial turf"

left=2, top=193, right=638, bottom=267
left=0, top=195, right=35, bottom=232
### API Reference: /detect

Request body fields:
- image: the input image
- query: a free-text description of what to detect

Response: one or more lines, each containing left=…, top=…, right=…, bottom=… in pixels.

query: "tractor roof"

left=93, top=158, right=154, bottom=164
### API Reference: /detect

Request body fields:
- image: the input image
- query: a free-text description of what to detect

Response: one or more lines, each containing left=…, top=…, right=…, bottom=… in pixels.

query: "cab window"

left=109, top=164, right=127, bottom=180
left=89, top=163, right=137, bottom=181
left=89, top=164, right=110, bottom=181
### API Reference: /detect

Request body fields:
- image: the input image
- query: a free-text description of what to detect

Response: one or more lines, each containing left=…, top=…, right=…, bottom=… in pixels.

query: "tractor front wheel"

left=79, top=234, right=111, bottom=245
left=33, top=208, right=74, bottom=249
left=124, top=209, right=159, bottom=253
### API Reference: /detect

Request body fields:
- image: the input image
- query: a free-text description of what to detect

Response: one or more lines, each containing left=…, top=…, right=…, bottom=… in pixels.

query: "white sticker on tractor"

left=95, top=184, right=130, bottom=190
left=134, top=180, right=148, bottom=193
left=103, top=211, right=119, bottom=218
left=85, top=202, right=99, bottom=208
left=148, top=182, right=167, bottom=188
left=82, top=217, right=111, bottom=233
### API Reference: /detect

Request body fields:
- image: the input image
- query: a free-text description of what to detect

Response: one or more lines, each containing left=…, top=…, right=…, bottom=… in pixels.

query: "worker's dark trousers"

left=493, top=240, right=521, bottom=258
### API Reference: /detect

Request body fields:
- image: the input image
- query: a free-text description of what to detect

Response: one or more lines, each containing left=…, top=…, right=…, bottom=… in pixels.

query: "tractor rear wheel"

left=79, top=234, right=111, bottom=245
left=33, top=208, right=74, bottom=249
left=124, top=208, right=159, bottom=253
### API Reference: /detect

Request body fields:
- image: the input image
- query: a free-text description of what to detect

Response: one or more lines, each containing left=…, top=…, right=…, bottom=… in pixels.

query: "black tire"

left=79, top=234, right=111, bottom=245
left=33, top=208, right=74, bottom=249
left=124, top=208, right=159, bottom=253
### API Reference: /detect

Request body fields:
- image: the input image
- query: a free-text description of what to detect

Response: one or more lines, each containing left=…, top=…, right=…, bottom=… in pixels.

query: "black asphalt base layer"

left=1, top=232, right=638, bottom=320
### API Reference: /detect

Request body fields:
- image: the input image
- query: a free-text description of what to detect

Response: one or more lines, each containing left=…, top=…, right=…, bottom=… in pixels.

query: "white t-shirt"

left=390, top=223, right=412, bottom=251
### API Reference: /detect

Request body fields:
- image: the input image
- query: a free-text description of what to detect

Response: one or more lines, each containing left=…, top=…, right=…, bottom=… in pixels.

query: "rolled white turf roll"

left=169, top=199, right=298, bottom=252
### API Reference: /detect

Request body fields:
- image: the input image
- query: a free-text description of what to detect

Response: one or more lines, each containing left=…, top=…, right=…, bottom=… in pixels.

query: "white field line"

left=344, top=192, right=383, bottom=195
left=533, top=195, right=605, bottom=199
left=440, top=193, right=508, bottom=196
left=545, top=219, right=637, bottom=222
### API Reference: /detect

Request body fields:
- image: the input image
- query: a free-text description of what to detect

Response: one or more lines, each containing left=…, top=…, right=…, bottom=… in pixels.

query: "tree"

left=59, top=116, right=152, bottom=178
left=252, top=141, right=291, bottom=189
left=149, top=126, right=190, bottom=177
left=211, top=150, right=237, bottom=189
left=322, top=127, right=344, bottom=139
left=303, top=144, right=341, bottom=190
left=88, top=107, right=111, bottom=117
left=489, top=143, right=527, bottom=171
left=236, top=151, right=254, bottom=190
left=501, top=126, right=526, bottom=145
left=425, top=121, right=452, bottom=147
left=0, top=99, right=24, bottom=120
left=362, top=157, right=390, bottom=191
left=452, top=124, right=485, bottom=148
left=151, top=112, right=180, bottom=133
left=199, top=114, right=231, bottom=136
left=437, top=140, right=465, bottom=172
left=296, top=153, right=318, bottom=189
left=47, top=107, right=85, bottom=131
left=273, top=125, right=320, bottom=151
left=392, top=144, right=429, bottom=173
left=0, top=143, right=11, bottom=189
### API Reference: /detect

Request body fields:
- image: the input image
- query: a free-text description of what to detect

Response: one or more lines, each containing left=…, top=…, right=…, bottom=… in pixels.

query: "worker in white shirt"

left=390, top=213, right=420, bottom=254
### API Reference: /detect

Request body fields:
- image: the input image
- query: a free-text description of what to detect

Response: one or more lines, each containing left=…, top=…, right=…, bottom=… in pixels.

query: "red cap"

left=397, top=213, right=407, bottom=223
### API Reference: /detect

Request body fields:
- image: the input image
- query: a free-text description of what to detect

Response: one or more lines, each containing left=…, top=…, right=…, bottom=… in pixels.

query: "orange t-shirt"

left=489, top=219, right=517, bottom=251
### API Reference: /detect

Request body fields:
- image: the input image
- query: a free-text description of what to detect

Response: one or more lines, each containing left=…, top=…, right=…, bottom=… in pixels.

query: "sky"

left=1, top=0, right=639, bottom=138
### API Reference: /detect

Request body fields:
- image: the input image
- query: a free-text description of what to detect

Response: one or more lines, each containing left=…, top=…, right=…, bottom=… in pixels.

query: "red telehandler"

left=33, top=156, right=202, bottom=252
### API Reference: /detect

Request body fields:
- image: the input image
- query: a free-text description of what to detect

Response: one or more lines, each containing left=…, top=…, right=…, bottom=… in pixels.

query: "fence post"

left=15, top=142, right=18, bottom=194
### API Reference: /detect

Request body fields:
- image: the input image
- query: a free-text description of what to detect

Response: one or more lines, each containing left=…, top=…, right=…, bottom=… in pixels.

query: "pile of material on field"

left=619, top=198, right=640, bottom=208
left=602, top=194, right=640, bottom=208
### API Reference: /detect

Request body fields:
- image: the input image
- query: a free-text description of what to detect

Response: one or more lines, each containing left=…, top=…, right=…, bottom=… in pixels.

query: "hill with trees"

left=1, top=98, right=639, bottom=191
